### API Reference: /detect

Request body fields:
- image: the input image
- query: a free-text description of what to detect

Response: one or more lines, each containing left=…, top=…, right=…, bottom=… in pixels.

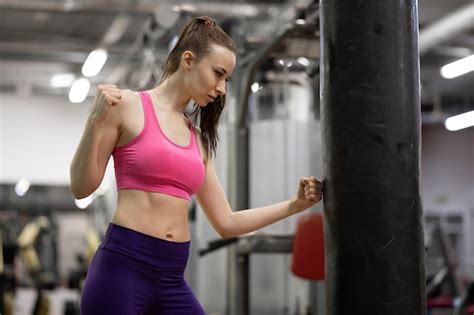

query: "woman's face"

left=184, top=44, right=236, bottom=107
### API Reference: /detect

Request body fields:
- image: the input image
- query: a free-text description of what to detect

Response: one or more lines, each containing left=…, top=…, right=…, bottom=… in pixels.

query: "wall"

left=421, top=124, right=474, bottom=278
left=0, top=93, right=99, bottom=185
left=421, top=125, right=474, bottom=211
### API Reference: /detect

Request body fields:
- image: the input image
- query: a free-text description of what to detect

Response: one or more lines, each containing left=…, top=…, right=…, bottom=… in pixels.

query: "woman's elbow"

left=69, top=177, right=98, bottom=200
left=219, top=230, right=233, bottom=239
left=69, top=184, right=92, bottom=200
left=214, top=225, right=228, bottom=239
left=217, top=215, right=234, bottom=239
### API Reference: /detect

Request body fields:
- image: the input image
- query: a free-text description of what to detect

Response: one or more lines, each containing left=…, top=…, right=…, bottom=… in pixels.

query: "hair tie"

left=200, top=17, right=216, bottom=27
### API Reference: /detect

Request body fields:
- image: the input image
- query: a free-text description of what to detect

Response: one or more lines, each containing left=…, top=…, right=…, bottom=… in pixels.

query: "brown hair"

left=158, top=16, right=236, bottom=161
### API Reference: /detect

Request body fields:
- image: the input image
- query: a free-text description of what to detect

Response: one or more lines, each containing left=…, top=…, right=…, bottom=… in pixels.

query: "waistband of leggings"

left=99, top=223, right=190, bottom=269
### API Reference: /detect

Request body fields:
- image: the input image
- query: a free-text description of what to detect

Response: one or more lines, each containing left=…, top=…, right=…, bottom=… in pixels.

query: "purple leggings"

left=80, top=223, right=206, bottom=315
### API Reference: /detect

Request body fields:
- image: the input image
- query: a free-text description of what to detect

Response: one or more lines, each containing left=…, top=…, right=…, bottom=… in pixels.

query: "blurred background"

left=0, top=0, right=473, bottom=314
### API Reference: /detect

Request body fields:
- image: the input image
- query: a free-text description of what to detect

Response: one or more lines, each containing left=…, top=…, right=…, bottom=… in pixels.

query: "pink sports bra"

left=112, top=90, right=206, bottom=201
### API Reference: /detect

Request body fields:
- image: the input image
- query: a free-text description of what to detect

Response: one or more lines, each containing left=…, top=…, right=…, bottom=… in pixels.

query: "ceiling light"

left=15, top=178, right=30, bottom=197
left=50, top=74, right=75, bottom=88
left=440, top=54, right=474, bottom=79
left=75, top=195, right=93, bottom=209
left=69, top=78, right=90, bottom=103
left=82, top=48, right=108, bottom=77
left=102, top=16, right=131, bottom=45
left=297, top=57, right=310, bottom=67
left=444, top=110, right=474, bottom=131
left=180, top=4, right=196, bottom=12
left=251, top=82, right=261, bottom=93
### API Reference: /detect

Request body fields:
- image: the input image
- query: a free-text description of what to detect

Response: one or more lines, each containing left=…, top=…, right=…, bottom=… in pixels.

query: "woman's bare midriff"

left=112, top=189, right=192, bottom=243
left=110, top=89, right=206, bottom=243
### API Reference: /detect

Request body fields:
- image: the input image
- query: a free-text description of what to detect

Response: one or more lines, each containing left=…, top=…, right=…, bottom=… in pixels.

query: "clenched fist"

left=290, top=176, right=323, bottom=213
left=90, top=84, right=122, bottom=123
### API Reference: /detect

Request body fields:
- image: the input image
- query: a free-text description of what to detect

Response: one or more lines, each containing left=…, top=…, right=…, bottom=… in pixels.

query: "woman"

left=70, top=16, right=323, bottom=315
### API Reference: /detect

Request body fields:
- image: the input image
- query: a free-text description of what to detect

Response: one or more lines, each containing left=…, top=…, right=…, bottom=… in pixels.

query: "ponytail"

left=159, top=16, right=235, bottom=161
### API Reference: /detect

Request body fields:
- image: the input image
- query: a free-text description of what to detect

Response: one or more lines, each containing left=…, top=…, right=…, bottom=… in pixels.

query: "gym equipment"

left=200, top=212, right=326, bottom=315
left=200, top=233, right=293, bottom=315
left=291, top=212, right=324, bottom=281
left=226, top=8, right=319, bottom=314
left=320, top=1, right=425, bottom=314
left=17, top=216, right=50, bottom=272
left=426, top=224, right=474, bottom=315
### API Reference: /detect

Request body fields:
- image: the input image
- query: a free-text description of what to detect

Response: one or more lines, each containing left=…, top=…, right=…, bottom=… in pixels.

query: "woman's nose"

left=216, top=81, right=226, bottom=96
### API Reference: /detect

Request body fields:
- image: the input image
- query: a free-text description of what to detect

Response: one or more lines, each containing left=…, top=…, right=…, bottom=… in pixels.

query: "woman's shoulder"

left=108, top=89, right=142, bottom=125
left=120, top=89, right=140, bottom=103
left=114, top=89, right=142, bottom=112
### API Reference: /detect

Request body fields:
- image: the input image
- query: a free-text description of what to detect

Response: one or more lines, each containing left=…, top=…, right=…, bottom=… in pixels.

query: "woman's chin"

left=196, top=101, right=209, bottom=107
left=190, top=98, right=206, bottom=107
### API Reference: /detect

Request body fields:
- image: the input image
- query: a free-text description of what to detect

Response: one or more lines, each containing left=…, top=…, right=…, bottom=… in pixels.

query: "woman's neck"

left=150, top=73, right=192, bottom=114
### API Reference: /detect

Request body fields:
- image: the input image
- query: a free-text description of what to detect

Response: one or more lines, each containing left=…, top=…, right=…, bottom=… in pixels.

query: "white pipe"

left=419, top=3, right=474, bottom=55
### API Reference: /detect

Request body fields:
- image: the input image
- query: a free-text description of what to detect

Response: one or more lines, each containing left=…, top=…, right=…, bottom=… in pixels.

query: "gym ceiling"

left=0, top=0, right=472, bottom=121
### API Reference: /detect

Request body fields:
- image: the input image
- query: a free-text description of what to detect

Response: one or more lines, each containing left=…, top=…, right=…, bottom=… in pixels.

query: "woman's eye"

left=215, top=70, right=223, bottom=77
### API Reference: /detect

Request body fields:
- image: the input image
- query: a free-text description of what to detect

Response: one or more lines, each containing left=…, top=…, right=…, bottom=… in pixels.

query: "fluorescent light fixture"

left=179, top=4, right=196, bottom=12
left=50, top=73, right=75, bottom=88
left=444, top=110, right=474, bottom=131
left=102, top=16, right=131, bottom=45
left=75, top=195, right=93, bottom=209
left=239, top=5, right=259, bottom=17
left=440, top=54, right=474, bottom=79
left=251, top=82, right=260, bottom=93
left=15, top=178, right=30, bottom=197
left=69, top=78, right=90, bottom=103
left=82, top=48, right=108, bottom=77
left=295, top=19, right=306, bottom=25
left=297, top=57, right=310, bottom=67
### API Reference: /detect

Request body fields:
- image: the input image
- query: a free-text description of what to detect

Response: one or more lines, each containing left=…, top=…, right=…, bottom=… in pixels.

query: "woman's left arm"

left=195, top=156, right=323, bottom=239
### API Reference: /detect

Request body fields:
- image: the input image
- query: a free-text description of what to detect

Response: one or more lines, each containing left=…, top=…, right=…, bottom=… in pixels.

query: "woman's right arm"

left=69, top=84, right=123, bottom=199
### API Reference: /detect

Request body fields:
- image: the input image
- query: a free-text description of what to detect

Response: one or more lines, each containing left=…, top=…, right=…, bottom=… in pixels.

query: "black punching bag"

left=319, top=1, right=426, bottom=315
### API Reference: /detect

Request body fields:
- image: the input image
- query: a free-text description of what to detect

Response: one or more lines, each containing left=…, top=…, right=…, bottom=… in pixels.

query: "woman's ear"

left=182, top=50, right=195, bottom=70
